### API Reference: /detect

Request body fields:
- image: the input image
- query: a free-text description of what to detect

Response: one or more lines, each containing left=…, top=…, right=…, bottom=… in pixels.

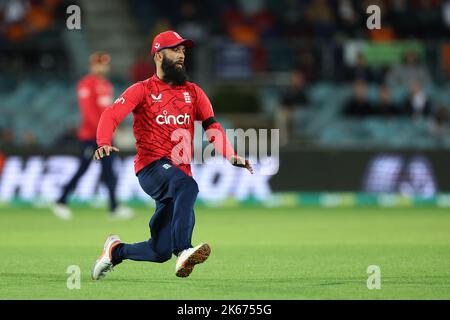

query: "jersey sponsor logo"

left=97, top=95, right=112, bottom=107
left=183, top=92, right=191, bottom=103
left=114, top=97, right=125, bottom=104
left=78, top=87, right=90, bottom=98
left=162, top=164, right=171, bottom=169
left=151, top=93, right=162, bottom=102
left=156, top=110, right=191, bottom=125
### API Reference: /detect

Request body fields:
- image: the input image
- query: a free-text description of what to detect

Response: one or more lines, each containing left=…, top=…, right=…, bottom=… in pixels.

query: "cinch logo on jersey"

left=156, top=110, right=190, bottom=125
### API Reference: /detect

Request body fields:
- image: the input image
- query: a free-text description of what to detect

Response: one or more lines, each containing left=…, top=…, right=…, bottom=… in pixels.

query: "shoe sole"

left=91, top=260, right=103, bottom=280
left=91, top=235, right=120, bottom=280
left=176, top=243, right=211, bottom=278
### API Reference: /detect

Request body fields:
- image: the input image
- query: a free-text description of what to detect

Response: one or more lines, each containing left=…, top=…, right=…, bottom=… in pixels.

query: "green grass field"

left=0, top=206, right=449, bottom=299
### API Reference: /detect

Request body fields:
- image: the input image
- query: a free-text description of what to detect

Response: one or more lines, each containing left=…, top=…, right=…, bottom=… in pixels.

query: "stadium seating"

left=2, top=79, right=450, bottom=149
left=2, top=0, right=450, bottom=151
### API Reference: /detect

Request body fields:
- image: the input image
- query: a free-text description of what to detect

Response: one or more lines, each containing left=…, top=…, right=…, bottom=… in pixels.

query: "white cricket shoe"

left=175, top=243, right=211, bottom=278
left=51, top=203, right=72, bottom=220
left=109, top=206, right=134, bottom=220
left=91, top=234, right=121, bottom=280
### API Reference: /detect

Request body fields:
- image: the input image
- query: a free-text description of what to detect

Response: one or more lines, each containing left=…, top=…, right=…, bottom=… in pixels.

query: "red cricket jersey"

left=77, top=74, right=113, bottom=141
left=97, top=75, right=236, bottom=176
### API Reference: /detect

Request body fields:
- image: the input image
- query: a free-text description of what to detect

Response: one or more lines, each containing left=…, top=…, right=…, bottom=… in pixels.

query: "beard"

left=161, top=56, right=188, bottom=86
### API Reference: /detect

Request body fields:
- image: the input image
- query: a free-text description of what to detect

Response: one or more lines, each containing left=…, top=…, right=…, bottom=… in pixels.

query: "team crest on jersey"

left=183, top=92, right=191, bottom=103
left=151, top=93, right=162, bottom=102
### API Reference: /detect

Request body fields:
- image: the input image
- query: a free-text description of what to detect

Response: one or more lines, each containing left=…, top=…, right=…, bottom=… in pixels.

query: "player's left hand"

left=230, top=155, right=254, bottom=174
left=93, top=145, right=120, bottom=160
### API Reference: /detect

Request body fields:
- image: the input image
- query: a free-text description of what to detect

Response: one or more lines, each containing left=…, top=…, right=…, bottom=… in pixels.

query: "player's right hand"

left=93, top=145, right=120, bottom=160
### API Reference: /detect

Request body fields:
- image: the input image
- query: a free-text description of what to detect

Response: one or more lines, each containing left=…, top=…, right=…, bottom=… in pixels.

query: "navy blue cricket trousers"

left=112, top=157, right=198, bottom=264
left=57, top=139, right=118, bottom=211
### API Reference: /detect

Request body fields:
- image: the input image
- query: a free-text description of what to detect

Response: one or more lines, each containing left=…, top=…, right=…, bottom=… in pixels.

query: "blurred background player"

left=51, top=52, right=134, bottom=220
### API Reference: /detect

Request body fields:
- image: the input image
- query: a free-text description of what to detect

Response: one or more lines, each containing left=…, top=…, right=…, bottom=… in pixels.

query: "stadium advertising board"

left=1, top=150, right=450, bottom=207
left=0, top=154, right=278, bottom=205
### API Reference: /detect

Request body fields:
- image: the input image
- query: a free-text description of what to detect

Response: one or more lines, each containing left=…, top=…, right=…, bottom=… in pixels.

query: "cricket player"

left=52, top=52, right=133, bottom=220
left=91, top=31, right=253, bottom=279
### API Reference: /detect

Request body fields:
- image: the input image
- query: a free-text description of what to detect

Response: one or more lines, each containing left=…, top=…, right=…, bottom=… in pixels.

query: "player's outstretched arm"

left=93, top=145, right=120, bottom=160
left=195, top=85, right=253, bottom=174
left=95, top=82, right=144, bottom=160
left=203, top=122, right=254, bottom=174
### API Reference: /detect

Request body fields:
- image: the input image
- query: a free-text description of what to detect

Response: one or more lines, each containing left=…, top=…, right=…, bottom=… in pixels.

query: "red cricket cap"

left=151, top=30, right=194, bottom=55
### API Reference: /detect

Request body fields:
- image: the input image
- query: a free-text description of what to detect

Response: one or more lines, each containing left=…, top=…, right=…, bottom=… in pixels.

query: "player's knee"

left=185, top=178, right=199, bottom=195
left=189, top=178, right=199, bottom=194
left=175, top=177, right=199, bottom=195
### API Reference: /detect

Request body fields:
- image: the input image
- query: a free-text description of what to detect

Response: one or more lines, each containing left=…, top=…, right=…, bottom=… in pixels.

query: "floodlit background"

left=1, top=0, right=450, bottom=206
left=0, top=0, right=450, bottom=300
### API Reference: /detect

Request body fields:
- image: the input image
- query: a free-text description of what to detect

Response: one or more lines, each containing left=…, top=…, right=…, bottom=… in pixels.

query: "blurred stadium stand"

left=1, top=0, right=450, bottom=151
